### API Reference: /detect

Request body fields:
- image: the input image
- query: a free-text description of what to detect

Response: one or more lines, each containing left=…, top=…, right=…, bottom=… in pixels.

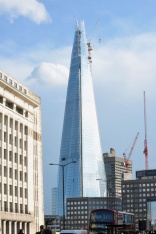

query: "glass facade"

left=147, top=200, right=156, bottom=231
left=57, top=21, right=106, bottom=215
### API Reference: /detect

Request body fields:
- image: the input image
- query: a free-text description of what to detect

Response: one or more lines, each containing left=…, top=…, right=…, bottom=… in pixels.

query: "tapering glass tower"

left=57, top=21, right=106, bottom=215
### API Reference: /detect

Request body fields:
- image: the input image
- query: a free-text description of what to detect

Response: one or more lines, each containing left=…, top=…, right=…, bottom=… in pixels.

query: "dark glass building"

left=122, top=169, right=156, bottom=230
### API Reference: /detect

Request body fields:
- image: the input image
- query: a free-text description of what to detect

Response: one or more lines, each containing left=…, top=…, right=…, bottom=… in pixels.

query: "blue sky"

left=0, top=0, right=156, bottom=214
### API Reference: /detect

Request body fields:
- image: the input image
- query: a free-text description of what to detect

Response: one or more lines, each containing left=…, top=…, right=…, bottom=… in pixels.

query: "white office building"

left=0, top=69, right=44, bottom=233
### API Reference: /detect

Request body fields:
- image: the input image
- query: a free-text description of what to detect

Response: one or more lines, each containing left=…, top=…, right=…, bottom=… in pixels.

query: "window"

left=10, top=202, right=13, bottom=212
left=14, top=82, right=17, bottom=88
left=24, top=141, right=27, bottom=150
left=20, top=204, right=22, bottom=213
left=20, top=171, right=23, bottom=181
left=10, top=118, right=13, bottom=128
left=14, top=153, right=17, bottom=163
left=20, top=124, right=23, bottom=133
left=23, top=89, right=27, bottom=94
left=4, top=75, right=7, bottom=81
left=9, top=168, right=12, bottom=178
left=4, top=166, right=7, bottom=177
left=24, top=157, right=27, bottom=166
left=4, top=184, right=7, bottom=194
left=15, top=137, right=17, bottom=147
left=0, top=72, right=2, bottom=78
left=20, top=139, right=23, bottom=149
left=25, top=205, right=28, bottom=213
left=9, top=134, right=12, bottom=144
left=4, top=132, right=7, bottom=143
left=20, top=155, right=22, bottom=164
left=25, top=111, right=28, bottom=118
left=15, top=170, right=17, bottom=180
left=15, top=121, right=18, bottom=130
left=16, top=106, right=23, bottom=115
left=4, top=149, right=7, bottom=159
left=9, top=79, right=12, bottom=85
left=20, top=188, right=23, bottom=197
left=9, top=151, right=12, bottom=161
left=15, top=203, right=18, bottom=212
left=10, top=185, right=13, bottom=195
left=19, top=86, right=22, bottom=91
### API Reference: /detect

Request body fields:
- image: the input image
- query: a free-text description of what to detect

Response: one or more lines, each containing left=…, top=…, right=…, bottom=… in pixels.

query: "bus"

left=88, top=208, right=135, bottom=234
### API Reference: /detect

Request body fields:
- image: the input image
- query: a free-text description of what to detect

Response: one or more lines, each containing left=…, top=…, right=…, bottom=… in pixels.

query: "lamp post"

left=49, top=160, right=76, bottom=230
left=96, top=177, right=116, bottom=208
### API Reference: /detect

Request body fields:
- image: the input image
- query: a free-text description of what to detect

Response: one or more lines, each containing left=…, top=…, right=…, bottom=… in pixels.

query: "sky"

left=0, top=0, right=156, bottom=215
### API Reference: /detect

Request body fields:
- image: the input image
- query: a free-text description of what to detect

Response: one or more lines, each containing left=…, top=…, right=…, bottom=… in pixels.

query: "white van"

left=60, top=230, right=87, bottom=234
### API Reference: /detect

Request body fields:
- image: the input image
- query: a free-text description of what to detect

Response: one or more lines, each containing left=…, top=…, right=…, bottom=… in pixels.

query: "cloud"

left=92, top=32, right=156, bottom=100
left=1, top=31, right=156, bottom=97
left=0, top=0, right=51, bottom=24
left=27, top=62, right=69, bottom=86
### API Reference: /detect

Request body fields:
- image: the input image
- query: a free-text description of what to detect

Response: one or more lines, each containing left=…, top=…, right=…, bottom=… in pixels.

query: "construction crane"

left=123, top=132, right=139, bottom=172
left=143, top=91, right=148, bottom=170
left=87, top=19, right=99, bottom=74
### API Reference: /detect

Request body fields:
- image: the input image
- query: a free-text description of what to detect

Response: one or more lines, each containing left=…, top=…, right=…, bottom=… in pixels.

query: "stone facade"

left=0, top=69, right=44, bottom=233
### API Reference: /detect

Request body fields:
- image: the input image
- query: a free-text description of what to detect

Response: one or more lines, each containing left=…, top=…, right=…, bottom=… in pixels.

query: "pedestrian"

left=18, top=229, right=24, bottom=234
left=36, top=225, right=44, bottom=234
left=42, top=229, right=52, bottom=234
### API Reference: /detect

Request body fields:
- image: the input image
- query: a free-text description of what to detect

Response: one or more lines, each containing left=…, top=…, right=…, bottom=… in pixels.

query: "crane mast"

left=143, top=91, right=148, bottom=170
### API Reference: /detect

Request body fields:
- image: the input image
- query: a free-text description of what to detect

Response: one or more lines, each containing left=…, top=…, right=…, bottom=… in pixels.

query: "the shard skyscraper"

left=57, top=21, right=106, bottom=215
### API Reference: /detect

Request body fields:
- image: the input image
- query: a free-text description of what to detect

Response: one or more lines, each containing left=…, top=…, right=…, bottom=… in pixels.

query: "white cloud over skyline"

left=0, top=0, right=51, bottom=24
left=28, top=62, right=69, bottom=86
left=92, top=32, right=156, bottom=100
left=1, top=31, right=156, bottom=99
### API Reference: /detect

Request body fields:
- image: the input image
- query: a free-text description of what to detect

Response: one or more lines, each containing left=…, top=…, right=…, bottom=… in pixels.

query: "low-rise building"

left=65, top=197, right=122, bottom=230
left=122, top=169, right=156, bottom=231
left=44, top=215, right=60, bottom=232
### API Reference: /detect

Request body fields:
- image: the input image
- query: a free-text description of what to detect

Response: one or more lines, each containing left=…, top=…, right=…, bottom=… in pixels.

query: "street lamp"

left=49, top=160, right=76, bottom=230
left=96, top=177, right=117, bottom=208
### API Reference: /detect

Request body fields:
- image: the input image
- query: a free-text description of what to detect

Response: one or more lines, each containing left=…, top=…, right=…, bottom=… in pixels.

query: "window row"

left=67, top=210, right=88, bottom=214
left=0, top=115, right=28, bottom=133
left=2, top=150, right=27, bottom=165
left=0, top=166, right=27, bottom=181
left=0, top=72, right=27, bottom=95
left=1, top=184, right=28, bottom=197
left=123, top=183, right=156, bottom=188
left=67, top=201, right=87, bottom=205
left=67, top=206, right=88, bottom=209
left=2, top=202, right=28, bottom=213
